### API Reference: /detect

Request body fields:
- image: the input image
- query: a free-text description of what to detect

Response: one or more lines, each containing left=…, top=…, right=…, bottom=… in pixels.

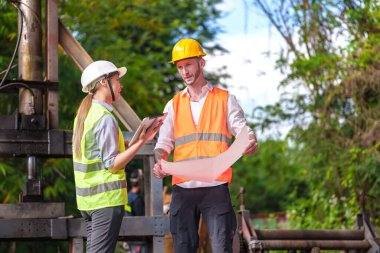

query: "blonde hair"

left=72, top=94, right=93, bottom=159
left=72, top=79, right=101, bottom=159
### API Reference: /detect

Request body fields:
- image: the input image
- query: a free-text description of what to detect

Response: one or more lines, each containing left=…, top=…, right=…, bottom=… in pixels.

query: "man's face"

left=176, top=58, right=202, bottom=86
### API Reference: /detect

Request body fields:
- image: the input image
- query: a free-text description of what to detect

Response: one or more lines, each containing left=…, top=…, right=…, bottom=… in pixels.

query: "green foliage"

left=230, top=139, right=307, bottom=214
left=0, top=1, right=17, bottom=68
left=58, top=0, right=225, bottom=125
left=0, top=159, right=25, bottom=204
left=253, top=0, right=380, bottom=228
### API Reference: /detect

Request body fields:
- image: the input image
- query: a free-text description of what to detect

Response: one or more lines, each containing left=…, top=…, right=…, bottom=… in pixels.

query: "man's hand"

left=243, top=137, right=258, bottom=155
left=153, top=148, right=170, bottom=179
left=153, top=162, right=169, bottom=179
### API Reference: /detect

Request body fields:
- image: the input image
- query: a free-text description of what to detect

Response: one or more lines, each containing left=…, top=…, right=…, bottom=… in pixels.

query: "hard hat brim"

left=168, top=55, right=206, bottom=64
left=118, top=67, right=127, bottom=78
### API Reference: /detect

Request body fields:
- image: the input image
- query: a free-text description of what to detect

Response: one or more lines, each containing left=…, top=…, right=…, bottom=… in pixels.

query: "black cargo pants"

left=169, top=183, right=237, bottom=253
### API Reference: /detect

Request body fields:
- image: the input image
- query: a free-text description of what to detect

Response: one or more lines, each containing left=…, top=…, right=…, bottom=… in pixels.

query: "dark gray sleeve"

left=93, top=114, right=120, bottom=168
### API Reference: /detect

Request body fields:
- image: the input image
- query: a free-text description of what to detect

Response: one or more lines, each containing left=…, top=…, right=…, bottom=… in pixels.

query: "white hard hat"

left=81, top=60, right=127, bottom=93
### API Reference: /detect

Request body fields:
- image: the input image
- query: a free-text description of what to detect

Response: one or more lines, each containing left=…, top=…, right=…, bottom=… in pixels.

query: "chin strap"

left=106, top=77, right=116, bottom=102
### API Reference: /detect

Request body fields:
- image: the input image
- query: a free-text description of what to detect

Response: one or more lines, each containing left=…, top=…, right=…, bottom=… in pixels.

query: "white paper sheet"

left=161, top=127, right=250, bottom=182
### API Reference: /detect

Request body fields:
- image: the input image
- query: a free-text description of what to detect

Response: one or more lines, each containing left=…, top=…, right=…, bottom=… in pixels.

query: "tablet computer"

left=128, top=113, right=167, bottom=146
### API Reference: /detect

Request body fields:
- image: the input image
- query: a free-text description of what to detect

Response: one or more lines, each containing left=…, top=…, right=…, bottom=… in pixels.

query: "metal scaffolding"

left=0, top=1, right=168, bottom=252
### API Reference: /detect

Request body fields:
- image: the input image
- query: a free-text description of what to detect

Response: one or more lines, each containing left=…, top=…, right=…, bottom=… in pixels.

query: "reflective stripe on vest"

left=73, top=161, right=106, bottom=173
left=175, top=132, right=231, bottom=147
left=73, top=102, right=127, bottom=211
left=76, top=180, right=126, bottom=197
left=172, top=87, right=232, bottom=185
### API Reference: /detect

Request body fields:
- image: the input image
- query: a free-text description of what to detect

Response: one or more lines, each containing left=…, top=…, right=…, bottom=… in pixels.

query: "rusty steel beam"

left=255, top=229, right=365, bottom=240
left=0, top=216, right=169, bottom=239
left=0, top=203, right=65, bottom=219
left=18, top=0, right=43, bottom=115
left=261, top=240, right=371, bottom=250
left=45, top=0, right=59, bottom=129
left=58, top=20, right=141, bottom=131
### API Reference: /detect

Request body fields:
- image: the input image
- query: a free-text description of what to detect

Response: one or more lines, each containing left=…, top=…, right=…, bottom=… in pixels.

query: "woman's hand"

left=138, top=119, right=163, bottom=143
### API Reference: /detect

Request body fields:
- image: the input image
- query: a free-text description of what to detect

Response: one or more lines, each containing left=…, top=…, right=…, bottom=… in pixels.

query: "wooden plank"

left=58, top=20, right=141, bottom=131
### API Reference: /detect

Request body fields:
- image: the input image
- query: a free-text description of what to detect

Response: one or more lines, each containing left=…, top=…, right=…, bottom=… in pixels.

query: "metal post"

left=18, top=0, right=43, bottom=115
left=144, top=155, right=163, bottom=216
left=69, top=238, right=84, bottom=253
left=18, top=0, right=43, bottom=202
left=144, top=155, right=165, bottom=253
left=45, top=0, right=59, bottom=129
left=27, top=156, right=37, bottom=180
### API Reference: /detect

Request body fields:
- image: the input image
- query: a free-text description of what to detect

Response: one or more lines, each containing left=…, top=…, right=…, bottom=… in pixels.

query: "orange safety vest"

left=172, top=87, right=232, bottom=185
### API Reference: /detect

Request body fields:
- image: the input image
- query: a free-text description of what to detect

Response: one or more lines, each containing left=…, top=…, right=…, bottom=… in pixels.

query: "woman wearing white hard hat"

left=72, top=60, right=162, bottom=253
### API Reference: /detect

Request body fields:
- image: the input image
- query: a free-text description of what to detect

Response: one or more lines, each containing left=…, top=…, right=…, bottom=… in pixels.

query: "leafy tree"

left=0, top=1, right=19, bottom=115
left=230, top=138, right=307, bottom=214
left=250, top=0, right=380, bottom=228
left=58, top=0, right=227, bottom=128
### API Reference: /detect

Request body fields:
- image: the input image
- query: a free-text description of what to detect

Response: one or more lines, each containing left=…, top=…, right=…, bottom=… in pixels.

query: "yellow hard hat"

left=169, top=38, right=206, bottom=64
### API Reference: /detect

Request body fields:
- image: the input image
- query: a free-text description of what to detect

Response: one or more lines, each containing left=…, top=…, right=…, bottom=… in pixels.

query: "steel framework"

left=0, top=1, right=168, bottom=252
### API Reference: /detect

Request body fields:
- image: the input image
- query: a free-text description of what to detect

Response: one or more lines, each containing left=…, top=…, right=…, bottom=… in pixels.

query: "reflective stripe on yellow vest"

left=172, top=87, right=232, bottom=185
left=73, top=102, right=127, bottom=211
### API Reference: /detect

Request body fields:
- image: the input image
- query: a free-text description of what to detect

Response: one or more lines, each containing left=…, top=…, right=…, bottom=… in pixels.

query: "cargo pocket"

left=169, top=203, right=181, bottom=234
left=215, top=203, right=237, bottom=239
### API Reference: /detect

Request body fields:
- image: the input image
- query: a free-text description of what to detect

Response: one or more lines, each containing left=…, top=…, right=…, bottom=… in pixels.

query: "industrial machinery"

left=234, top=187, right=379, bottom=253
left=0, top=1, right=168, bottom=252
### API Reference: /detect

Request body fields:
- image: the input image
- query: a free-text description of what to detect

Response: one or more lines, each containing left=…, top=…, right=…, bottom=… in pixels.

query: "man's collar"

left=181, top=82, right=213, bottom=97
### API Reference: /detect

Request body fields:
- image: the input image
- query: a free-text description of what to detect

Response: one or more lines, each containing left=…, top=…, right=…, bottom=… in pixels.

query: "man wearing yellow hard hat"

left=153, top=38, right=258, bottom=252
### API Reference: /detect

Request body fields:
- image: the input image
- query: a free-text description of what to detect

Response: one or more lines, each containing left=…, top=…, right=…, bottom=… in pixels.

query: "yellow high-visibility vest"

left=73, top=102, right=127, bottom=211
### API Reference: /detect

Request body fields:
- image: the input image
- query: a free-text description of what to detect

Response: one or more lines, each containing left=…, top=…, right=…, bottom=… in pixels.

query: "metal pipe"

left=18, top=0, right=43, bottom=115
left=261, top=240, right=371, bottom=250
left=27, top=156, right=36, bottom=180
left=255, top=229, right=365, bottom=240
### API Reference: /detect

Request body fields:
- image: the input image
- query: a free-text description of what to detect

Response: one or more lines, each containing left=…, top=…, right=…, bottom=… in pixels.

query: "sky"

left=205, top=0, right=285, bottom=121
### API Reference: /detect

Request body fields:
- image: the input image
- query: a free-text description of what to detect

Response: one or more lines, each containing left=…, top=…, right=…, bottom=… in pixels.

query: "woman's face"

left=108, top=74, right=122, bottom=101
